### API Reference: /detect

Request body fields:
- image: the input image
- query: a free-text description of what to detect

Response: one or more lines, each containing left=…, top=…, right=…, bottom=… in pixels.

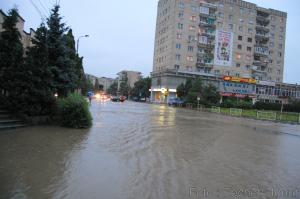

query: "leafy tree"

left=131, top=77, right=151, bottom=99
left=176, top=83, right=186, bottom=98
left=81, top=76, right=93, bottom=96
left=119, top=73, right=130, bottom=97
left=202, top=84, right=220, bottom=104
left=47, top=5, right=75, bottom=97
left=107, top=81, right=118, bottom=95
left=94, top=78, right=100, bottom=92
left=0, top=8, right=24, bottom=97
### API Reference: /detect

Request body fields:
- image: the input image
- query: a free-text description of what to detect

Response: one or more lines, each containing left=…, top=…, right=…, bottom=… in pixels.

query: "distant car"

left=119, top=96, right=126, bottom=102
left=168, top=98, right=184, bottom=106
left=111, top=96, right=120, bottom=102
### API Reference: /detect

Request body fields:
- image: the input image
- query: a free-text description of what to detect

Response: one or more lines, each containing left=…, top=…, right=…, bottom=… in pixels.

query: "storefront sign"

left=220, top=81, right=256, bottom=95
left=223, top=76, right=257, bottom=84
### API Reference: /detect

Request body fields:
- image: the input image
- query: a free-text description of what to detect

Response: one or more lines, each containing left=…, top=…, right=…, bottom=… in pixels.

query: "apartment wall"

left=153, top=0, right=287, bottom=83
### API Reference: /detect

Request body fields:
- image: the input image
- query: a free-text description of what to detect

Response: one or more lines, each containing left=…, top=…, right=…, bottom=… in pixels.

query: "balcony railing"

left=254, top=46, right=269, bottom=56
left=256, top=25, right=269, bottom=32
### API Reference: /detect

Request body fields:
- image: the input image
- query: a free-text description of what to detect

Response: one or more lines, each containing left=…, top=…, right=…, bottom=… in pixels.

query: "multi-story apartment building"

left=85, top=74, right=115, bottom=92
left=117, top=70, right=142, bottom=89
left=151, top=0, right=288, bottom=103
left=0, top=10, right=35, bottom=50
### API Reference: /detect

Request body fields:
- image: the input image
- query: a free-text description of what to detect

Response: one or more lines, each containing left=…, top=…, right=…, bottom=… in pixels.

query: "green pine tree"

left=0, top=8, right=24, bottom=97
left=22, top=23, right=56, bottom=115
left=47, top=5, right=75, bottom=97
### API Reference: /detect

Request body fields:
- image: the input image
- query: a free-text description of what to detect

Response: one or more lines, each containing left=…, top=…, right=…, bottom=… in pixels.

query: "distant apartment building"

left=153, top=0, right=286, bottom=82
left=0, top=10, right=35, bottom=50
left=98, top=77, right=115, bottom=91
left=85, top=74, right=115, bottom=92
left=117, top=70, right=142, bottom=89
left=151, top=0, right=290, bottom=103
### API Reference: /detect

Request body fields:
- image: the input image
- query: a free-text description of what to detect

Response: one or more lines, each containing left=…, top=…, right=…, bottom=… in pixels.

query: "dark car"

left=111, top=96, right=120, bottom=102
left=168, top=98, right=184, bottom=106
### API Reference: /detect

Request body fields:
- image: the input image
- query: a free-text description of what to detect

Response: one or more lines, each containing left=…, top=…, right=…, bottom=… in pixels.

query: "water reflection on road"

left=1, top=101, right=300, bottom=199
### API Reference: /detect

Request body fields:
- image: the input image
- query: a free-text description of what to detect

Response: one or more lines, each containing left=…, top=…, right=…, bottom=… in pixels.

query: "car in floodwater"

left=168, top=98, right=184, bottom=106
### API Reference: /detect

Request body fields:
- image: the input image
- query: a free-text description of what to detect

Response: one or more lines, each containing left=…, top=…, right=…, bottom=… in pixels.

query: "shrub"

left=57, top=93, right=92, bottom=128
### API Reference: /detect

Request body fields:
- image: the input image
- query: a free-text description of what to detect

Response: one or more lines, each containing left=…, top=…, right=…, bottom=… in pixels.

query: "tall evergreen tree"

left=22, top=23, right=56, bottom=115
left=0, top=8, right=24, bottom=96
left=47, top=5, right=74, bottom=97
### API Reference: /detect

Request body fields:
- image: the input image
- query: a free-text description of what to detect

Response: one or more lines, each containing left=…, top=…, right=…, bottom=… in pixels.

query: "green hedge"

left=57, top=93, right=92, bottom=128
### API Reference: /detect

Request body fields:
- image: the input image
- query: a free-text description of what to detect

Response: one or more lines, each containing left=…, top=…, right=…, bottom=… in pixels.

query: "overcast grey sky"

left=1, top=0, right=299, bottom=83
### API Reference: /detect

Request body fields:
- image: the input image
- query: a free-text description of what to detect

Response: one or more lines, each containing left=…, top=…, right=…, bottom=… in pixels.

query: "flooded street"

left=1, top=101, right=300, bottom=199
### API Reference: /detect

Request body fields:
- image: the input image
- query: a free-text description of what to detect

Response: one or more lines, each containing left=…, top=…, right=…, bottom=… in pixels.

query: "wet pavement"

left=1, top=101, right=300, bottom=199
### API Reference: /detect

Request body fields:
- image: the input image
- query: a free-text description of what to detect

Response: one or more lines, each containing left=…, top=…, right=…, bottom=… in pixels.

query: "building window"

left=176, top=43, right=181, bottom=49
left=240, top=8, right=244, bottom=15
left=218, top=12, right=224, bottom=18
left=174, top=64, right=180, bottom=70
left=236, top=63, right=241, bottom=67
left=239, top=18, right=244, bottom=23
left=189, top=25, right=196, bottom=31
left=237, top=44, right=242, bottom=50
left=188, top=46, right=194, bottom=52
left=278, top=44, right=283, bottom=49
left=177, top=33, right=182, bottom=39
left=228, top=24, right=233, bottom=30
left=229, top=14, right=233, bottom=20
left=278, top=52, right=282, bottom=57
left=280, top=26, right=284, bottom=32
left=178, top=23, right=183, bottom=29
left=236, top=53, right=241, bottom=60
left=248, top=28, right=253, bottom=33
left=247, top=46, right=252, bottom=51
left=191, top=6, right=197, bottom=12
left=238, top=35, right=243, bottom=41
left=179, top=2, right=184, bottom=9
left=239, top=26, right=243, bottom=32
left=271, top=25, right=276, bottom=30
left=178, top=12, right=184, bottom=18
left=279, top=35, right=283, bottom=40
left=248, top=20, right=254, bottom=25
left=218, top=22, right=223, bottom=27
left=190, top=15, right=196, bottom=21
left=269, top=42, right=274, bottom=47
left=187, top=56, right=194, bottom=62
left=246, top=55, right=251, bottom=61
left=175, top=54, right=181, bottom=60
left=247, top=37, right=252, bottom=43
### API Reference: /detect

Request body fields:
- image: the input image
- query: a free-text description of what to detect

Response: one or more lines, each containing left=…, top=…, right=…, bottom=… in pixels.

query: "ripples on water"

left=1, top=101, right=300, bottom=199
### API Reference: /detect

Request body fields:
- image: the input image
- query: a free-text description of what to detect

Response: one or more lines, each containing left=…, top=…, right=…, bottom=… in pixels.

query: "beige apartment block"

left=117, top=70, right=142, bottom=89
left=0, top=10, right=35, bottom=51
left=153, top=0, right=287, bottom=82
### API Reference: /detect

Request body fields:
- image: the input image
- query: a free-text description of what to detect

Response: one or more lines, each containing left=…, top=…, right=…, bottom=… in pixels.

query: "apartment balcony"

left=255, top=32, right=269, bottom=39
left=200, top=2, right=217, bottom=10
left=198, top=41, right=215, bottom=49
left=254, top=46, right=269, bottom=57
left=253, top=59, right=268, bottom=67
left=199, top=21, right=216, bottom=28
left=256, top=25, right=269, bottom=33
left=196, top=59, right=214, bottom=68
left=256, top=15, right=270, bottom=25
left=200, top=31, right=215, bottom=39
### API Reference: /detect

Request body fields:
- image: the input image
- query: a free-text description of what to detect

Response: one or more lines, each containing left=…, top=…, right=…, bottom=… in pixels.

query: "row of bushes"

left=1, top=93, right=92, bottom=129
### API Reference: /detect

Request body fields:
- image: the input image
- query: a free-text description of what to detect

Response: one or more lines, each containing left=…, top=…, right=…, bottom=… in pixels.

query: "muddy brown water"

left=1, top=101, right=300, bottom=199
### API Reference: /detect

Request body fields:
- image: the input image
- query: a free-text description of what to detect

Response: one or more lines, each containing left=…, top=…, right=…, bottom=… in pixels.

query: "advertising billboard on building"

left=214, top=30, right=233, bottom=67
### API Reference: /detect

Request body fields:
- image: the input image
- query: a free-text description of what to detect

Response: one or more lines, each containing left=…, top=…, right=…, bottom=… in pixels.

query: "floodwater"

left=1, top=101, right=300, bottom=199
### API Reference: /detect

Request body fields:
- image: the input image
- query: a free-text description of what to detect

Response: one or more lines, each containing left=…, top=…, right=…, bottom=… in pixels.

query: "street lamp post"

left=76, top=35, right=89, bottom=54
